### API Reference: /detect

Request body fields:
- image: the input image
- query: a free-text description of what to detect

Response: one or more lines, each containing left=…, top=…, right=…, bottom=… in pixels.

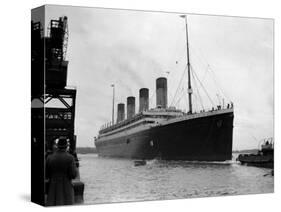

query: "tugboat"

left=237, top=138, right=274, bottom=169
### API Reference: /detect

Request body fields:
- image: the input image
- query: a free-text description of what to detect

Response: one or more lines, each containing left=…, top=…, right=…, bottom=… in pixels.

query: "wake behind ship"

left=94, top=15, right=234, bottom=161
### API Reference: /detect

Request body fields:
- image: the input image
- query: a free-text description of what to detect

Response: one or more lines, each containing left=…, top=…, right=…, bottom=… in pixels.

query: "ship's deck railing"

left=99, top=118, right=157, bottom=138
left=99, top=109, right=182, bottom=134
left=100, top=113, right=144, bottom=134
left=99, top=102, right=234, bottom=134
left=186, top=102, right=234, bottom=116
left=163, top=107, right=234, bottom=128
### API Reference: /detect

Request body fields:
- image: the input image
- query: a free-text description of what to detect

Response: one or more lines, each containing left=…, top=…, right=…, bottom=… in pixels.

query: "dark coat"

left=46, top=150, right=77, bottom=206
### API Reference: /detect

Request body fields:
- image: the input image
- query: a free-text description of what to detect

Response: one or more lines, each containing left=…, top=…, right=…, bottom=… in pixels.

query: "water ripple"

left=79, top=154, right=273, bottom=204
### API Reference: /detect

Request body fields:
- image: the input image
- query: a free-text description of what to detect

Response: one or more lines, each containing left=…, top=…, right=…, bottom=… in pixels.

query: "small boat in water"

left=134, top=160, right=147, bottom=166
left=237, top=138, right=274, bottom=169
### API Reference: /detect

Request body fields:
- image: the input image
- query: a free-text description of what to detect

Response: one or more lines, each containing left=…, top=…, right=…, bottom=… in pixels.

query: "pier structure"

left=31, top=16, right=84, bottom=204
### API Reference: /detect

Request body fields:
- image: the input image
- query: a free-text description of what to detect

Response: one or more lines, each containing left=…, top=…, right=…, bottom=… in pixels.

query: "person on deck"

left=46, top=138, right=77, bottom=206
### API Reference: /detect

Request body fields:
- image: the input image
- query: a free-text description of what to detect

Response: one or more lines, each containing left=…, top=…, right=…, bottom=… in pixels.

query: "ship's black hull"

left=95, top=111, right=234, bottom=161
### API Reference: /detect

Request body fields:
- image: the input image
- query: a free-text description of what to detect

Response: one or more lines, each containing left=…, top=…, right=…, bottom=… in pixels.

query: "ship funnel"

left=117, top=103, right=125, bottom=123
left=127, top=96, right=135, bottom=119
left=156, top=77, right=167, bottom=108
left=139, top=88, right=149, bottom=112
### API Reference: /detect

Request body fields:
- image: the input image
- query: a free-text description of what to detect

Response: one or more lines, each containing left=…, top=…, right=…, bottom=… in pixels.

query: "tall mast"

left=180, top=15, right=193, bottom=114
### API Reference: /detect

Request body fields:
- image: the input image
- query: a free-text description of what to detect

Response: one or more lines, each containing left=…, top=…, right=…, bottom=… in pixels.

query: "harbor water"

left=79, top=154, right=274, bottom=204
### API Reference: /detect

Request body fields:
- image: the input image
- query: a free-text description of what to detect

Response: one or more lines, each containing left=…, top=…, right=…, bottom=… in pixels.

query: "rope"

left=183, top=90, right=189, bottom=112
left=190, top=45, right=230, bottom=102
left=191, top=68, right=204, bottom=110
left=170, top=65, right=188, bottom=107
left=174, top=88, right=185, bottom=108
left=208, top=66, right=230, bottom=102
left=191, top=65, right=215, bottom=107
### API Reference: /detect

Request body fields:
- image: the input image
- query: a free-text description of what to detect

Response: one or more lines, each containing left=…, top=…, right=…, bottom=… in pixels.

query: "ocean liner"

left=94, top=15, right=234, bottom=161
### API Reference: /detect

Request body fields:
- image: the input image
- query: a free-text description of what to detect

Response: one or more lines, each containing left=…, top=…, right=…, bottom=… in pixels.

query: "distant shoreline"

left=232, top=149, right=259, bottom=154
left=76, top=147, right=259, bottom=155
left=76, top=147, right=97, bottom=154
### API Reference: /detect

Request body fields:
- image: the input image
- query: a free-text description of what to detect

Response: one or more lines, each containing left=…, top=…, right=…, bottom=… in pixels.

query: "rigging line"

left=190, top=65, right=215, bottom=107
left=173, top=87, right=183, bottom=106
left=192, top=92, right=200, bottom=112
left=189, top=45, right=210, bottom=80
left=168, top=91, right=173, bottom=106
left=170, top=47, right=190, bottom=105
left=169, top=35, right=187, bottom=71
left=172, top=25, right=191, bottom=66
left=174, top=89, right=185, bottom=108
left=175, top=47, right=189, bottom=67
left=175, top=87, right=187, bottom=108
left=183, top=89, right=189, bottom=112
left=169, top=28, right=192, bottom=106
left=192, top=92, right=197, bottom=112
left=201, top=65, right=210, bottom=83
left=166, top=37, right=187, bottom=78
left=191, top=68, right=201, bottom=108
left=191, top=44, right=212, bottom=70
left=193, top=59, right=224, bottom=102
left=189, top=45, right=205, bottom=63
left=201, top=63, right=228, bottom=99
left=170, top=64, right=188, bottom=107
left=205, top=66, right=223, bottom=98
left=208, top=67, right=230, bottom=101
left=191, top=68, right=204, bottom=110
left=189, top=45, right=229, bottom=101
left=205, top=68, right=230, bottom=103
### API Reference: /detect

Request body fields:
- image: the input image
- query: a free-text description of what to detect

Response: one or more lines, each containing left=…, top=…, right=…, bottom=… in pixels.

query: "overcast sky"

left=33, top=5, right=273, bottom=150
